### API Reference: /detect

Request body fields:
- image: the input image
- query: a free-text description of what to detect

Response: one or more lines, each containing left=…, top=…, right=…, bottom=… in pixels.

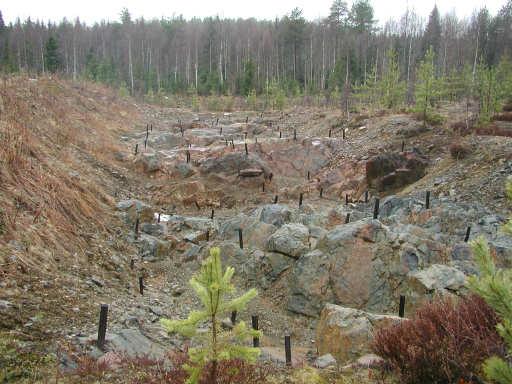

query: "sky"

left=1, top=0, right=506, bottom=26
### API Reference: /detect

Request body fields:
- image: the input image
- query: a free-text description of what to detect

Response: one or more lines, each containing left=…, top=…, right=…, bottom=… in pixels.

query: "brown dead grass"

left=0, top=75, right=139, bottom=273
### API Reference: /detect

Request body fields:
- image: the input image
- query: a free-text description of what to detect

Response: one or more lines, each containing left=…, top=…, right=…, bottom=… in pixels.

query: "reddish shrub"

left=450, top=141, right=471, bottom=159
left=69, top=350, right=272, bottom=384
left=492, top=112, right=512, bottom=122
left=476, top=124, right=512, bottom=137
left=450, top=121, right=471, bottom=136
left=502, top=102, right=512, bottom=112
left=371, top=295, right=506, bottom=384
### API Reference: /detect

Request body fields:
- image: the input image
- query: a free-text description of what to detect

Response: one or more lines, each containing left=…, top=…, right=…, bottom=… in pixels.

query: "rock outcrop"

left=366, top=150, right=428, bottom=191
left=316, top=304, right=403, bottom=364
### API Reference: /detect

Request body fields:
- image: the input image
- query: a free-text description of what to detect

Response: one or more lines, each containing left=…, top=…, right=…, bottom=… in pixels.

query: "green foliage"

left=475, top=63, right=500, bottom=123
left=414, top=47, right=442, bottom=124
left=246, top=89, right=258, bottom=110
left=378, top=50, right=406, bottom=110
left=0, top=332, right=56, bottom=382
left=349, top=0, right=376, bottom=33
left=161, top=247, right=261, bottom=384
left=444, top=65, right=473, bottom=102
left=266, top=82, right=286, bottom=110
left=118, top=84, right=130, bottom=98
left=241, top=60, right=256, bottom=97
left=44, top=36, right=60, bottom=73
left=468, top=179, right=512, bottom=384
left=355, top=49, right=405, bottom=111
left=497, top=56, right=512, bottom=103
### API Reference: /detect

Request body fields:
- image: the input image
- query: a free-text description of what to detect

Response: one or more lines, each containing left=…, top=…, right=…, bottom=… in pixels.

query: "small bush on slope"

left=371, top=294, right=505, bottom=384
left=467, top=179, right=512, bottom=384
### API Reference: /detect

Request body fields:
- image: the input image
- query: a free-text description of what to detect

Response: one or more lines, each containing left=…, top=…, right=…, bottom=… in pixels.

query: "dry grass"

left=0, top=75, right=139, bottom=274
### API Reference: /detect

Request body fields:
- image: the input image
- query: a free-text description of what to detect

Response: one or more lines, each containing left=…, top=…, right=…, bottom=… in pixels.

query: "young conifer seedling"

left=160, top=247, right=261, bottom=384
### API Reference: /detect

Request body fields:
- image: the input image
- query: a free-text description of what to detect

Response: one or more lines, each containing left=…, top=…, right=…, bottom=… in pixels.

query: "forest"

left=0, top=1, right=511, bottom=116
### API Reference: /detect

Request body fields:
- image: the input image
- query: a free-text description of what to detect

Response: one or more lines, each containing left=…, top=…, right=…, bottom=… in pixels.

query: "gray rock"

left=355, top=353, right=385, bottom=368
left=258, top=204, right=293, bottom=227
left=90, top=276, right=105, bottom=287
left=316, top=304, right=403, bottom=364
left=175, top=162, right=195, bottom=178
left=451, top=243, right=472, bottom=261
left=116, top=199, right=153, bottom=224
left=135, top=152, right=161, bottom=172
left=287, top=250, right=333, bottom=316
left=138, top=234, right=170, bottom=261
left=0, top=300, right=11, bottom=311
left=107, top=329, right=166, bottom=360
left=199, top=152, right=272, bottom=178
left=408, top=264, right=466, bottom=292
left=148, top=132, right=181, bottom=148
left=141, top=223, right=166, bottom=237
left=315, top=353, right=337, bottom=369
left=182, top=244, right=203, bottom=262
left=266, top=223, right=309, bottom=258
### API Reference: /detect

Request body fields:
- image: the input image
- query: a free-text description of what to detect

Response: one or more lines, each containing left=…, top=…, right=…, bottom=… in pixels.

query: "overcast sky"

left=1, top=0, right=505, bottom=26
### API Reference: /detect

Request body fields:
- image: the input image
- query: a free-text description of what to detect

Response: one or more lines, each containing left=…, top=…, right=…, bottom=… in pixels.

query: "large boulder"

left=316, top=304, right=402, bottom=364
left=258, top=204, right=293, bottom=227
left=245, top=250, right=295, bottom=289
left=287, top=218, right=452, bottom=316
left=107, top=329, right=166, bottom=360
left=199, top=152, right=272, bottom=178
left=134, top=152, right=161, bottom=173
left=138, top=234, right=171, bottom=261
left=266, top=223, right=309, bottom=258
left=287, top=250, right=334, bottom=316
left=408, top=264, right=466, bottom=293
left=147, top=132, right=181, bottom=149
left=116, top=199, right=153, bottom=224
left=366, top=150, right=428, bottom=191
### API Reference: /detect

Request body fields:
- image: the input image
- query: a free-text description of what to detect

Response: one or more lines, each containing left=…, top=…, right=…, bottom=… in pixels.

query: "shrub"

left=425, top=113, right=445, bottom=126
left=491, top=112, right=512, bottom=122
left=371, top=295, right=506, bottom=384
left=467, top=179, right=512, bottom=384
left=503, top=102, right=512, bottom=112
left=450, top=141, right=471, bottom=160
left=450, top=121, right=471, bottom=136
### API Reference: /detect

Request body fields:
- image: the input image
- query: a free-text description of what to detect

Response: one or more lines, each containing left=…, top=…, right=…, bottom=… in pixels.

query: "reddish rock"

left=366, top=150, right=428, bottom=191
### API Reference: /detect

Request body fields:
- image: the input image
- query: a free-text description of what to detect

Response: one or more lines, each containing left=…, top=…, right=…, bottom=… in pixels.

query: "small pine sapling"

left=160, top=247, right=261, bottom=384
left=468, top=179, right=512, bottom=384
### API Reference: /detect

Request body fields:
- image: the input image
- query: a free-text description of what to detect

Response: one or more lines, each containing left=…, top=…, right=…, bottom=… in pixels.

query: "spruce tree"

left=468, top=180, right=512, bottom=384
left=44, top=36, right=60, bottom=73
left=161, top=247, right=261, bottom=384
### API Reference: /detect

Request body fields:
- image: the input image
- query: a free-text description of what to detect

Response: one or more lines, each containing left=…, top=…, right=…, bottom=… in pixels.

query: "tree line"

left=0, top=1, right=510, bottom=110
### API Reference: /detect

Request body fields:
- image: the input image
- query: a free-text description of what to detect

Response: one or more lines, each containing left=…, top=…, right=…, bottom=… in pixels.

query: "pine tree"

left=44, top=36, right=60, bottom=74
left=379, top=49, right=406, bottom=110
left=475, top=62, right=499, bottom=123
left=161, top=247, right=261, bottom=384
left=497, top=55, right=512, bottom=104
left=414, top=47, right=440, bottom=124
left=354, top=65, right=378, bottom=112
left=468, top=180, right=512, bottom=384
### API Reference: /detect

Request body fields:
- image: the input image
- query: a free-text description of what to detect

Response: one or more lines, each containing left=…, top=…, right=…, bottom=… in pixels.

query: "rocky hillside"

left=1, top=77, right=512, bottom=381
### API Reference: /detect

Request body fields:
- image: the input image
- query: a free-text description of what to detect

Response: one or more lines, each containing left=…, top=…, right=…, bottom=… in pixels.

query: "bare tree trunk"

left=73, top=38, right=77, bottom=81
left=321, top=32, right=325, bottom=90
left=472, top=30, right=479, bottom=80
left=128, top=38, right=134, bottom=95
left=40, top=40, right=45, bottom=74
